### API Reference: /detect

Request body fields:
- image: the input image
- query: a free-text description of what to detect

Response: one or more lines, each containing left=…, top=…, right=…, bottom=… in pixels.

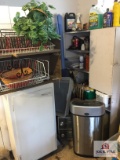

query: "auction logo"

left=101, top=143, right=109, bottom=149
left=94, top=141, right=118, bottom=157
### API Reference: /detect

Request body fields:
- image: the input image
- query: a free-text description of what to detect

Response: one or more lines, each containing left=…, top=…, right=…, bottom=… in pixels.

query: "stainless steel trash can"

left=70, top=99, right=105, bottom=157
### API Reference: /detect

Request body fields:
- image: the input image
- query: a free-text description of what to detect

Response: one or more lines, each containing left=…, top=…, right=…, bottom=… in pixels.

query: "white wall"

left=0, top=0, right=77, bottom=14
left=98, top=0, right=114, bottom=10
left=43, top=0, right=78, bottom=15
left=77, top=0, right=97, bottom=24
left=0, top=0, right=77, bottom=29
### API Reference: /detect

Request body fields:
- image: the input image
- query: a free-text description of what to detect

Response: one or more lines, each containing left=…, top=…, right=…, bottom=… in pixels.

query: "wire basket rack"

left=0, top=58, right=49, bottom=92
left=0, top=29, right=55, bottom=55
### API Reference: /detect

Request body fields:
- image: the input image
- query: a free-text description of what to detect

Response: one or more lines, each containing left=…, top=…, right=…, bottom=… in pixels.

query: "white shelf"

left=67, top=49, right=89, bottom=54
left=65, top=30, right=90, bottom=34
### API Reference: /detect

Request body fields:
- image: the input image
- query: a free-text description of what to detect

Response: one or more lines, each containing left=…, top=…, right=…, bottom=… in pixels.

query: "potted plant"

left=13, top=0, right=60, bottom=50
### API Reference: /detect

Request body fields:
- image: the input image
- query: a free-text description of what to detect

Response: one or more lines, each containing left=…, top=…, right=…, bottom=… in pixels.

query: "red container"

left=85, top=55, right=89, bottom=71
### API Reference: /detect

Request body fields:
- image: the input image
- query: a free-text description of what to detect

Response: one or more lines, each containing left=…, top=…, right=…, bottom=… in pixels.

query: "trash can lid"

left=70, top=99, right=105, bottom=116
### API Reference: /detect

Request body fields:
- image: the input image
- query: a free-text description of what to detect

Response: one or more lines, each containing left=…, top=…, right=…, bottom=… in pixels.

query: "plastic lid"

left=70, top=99, right=105, bottom=116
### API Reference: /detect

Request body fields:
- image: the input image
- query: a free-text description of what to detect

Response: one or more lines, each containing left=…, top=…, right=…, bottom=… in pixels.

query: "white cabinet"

left=2, top=83, right=57, bottom=160
left=89, top=28, right=120, bottom=136
left=0, top=96, right=11, bottom=150
left=89, top=27, right=120, bottom=95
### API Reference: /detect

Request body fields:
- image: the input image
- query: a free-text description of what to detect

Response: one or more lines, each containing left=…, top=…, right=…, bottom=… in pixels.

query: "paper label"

left=89, top=12, right=98, bottom=27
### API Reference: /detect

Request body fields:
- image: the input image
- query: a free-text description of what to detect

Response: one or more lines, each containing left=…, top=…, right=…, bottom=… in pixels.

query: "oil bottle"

left=103, top=8, right=113, bottom=27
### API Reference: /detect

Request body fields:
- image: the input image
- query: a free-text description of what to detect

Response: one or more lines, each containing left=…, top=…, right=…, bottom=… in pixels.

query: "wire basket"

left=0, top=29, right=55, bottom=55
left=0, top=58, right=49, bottom=92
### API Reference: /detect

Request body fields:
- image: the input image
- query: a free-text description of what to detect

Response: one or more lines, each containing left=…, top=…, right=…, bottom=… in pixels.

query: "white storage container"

left=96, top=91, right=110, bottom=108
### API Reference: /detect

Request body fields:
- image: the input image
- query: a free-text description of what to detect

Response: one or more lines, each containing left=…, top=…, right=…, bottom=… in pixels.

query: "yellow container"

left=113, top=0, right=120, bottom=27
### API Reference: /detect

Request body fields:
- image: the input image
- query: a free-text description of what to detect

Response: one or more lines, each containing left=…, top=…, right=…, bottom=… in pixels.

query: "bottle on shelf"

left=79, top=55, right=84, bottom=69
left=84, top=54, right=89, bottom=72
left=64, top=13, right=76, bottom=32
left=89, top=4, right=105, bottom=30
left=71, top=36, right=80, bottom=49
left=81, top=44, right=85, bottom=51
left=76, top=13, right=82, bottom=30
left=103, top=8, right=113, bottom=27
left=113, top=0, right=120, bottom=27
left=84, top=37, right=89, bottom=50
left=68, top=36, right=84, bottom=50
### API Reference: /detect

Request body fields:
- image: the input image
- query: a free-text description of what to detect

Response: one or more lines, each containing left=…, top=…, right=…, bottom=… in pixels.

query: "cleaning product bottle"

left=64, top=13, right=76, bottom=32
left=89, top=4, right=104, bottom=30
left=103, top=8, right=113, bottom=27
left=113, top=0, right=120, bottom=27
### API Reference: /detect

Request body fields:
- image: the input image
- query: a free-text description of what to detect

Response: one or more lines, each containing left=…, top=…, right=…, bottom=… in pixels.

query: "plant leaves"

left=38, top=21, right=45, bottom=26
left=16, top=12, right=20, bottom=19
left=48, top=5, right=56, bottom=9
left=13, top=0, right=60, bottom=50
left=40, top=2, right=48, bottom=11
left=39, top=44, right=44, bottom=51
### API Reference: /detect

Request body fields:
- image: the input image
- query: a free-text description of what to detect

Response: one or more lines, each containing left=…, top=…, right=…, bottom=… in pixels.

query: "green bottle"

left=89, top=4, right=104, bottom=30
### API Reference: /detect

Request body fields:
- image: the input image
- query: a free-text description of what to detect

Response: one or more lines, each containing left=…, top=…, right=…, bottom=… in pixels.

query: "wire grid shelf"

left=0, top=29, right=55, bottom=55
left=0, top=58, right=49, bottom=92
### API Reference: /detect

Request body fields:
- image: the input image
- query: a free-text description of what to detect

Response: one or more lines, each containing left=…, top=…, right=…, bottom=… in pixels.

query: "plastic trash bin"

left=70, top=99, right=105, bottom=157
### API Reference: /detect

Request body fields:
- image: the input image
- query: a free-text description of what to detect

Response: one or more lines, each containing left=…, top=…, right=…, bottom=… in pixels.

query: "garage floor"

left=43, top=141, right=107, bottom=160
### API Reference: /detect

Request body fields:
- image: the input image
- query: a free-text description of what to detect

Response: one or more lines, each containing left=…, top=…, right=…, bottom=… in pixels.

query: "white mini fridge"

left=2, top=83, right=57, bottom=160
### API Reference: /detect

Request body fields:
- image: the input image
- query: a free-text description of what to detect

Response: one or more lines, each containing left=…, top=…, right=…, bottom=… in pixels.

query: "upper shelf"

left=65, top=30, right=90, bottom=36
left=0, top=49, right=60, bottom=59
left=67, top=49, right=89, bottom=54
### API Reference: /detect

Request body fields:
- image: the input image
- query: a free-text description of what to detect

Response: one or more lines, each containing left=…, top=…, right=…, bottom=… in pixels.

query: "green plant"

left=13, top=0, right=60, bottom=50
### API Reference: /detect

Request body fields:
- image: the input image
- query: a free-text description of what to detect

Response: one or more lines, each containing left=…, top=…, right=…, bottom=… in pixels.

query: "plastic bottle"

left=89, top=4, right=104, bottom=30
left=103, top=8, right=113, bottom=27
left=64, top=13, right=76, bottom=32
left=113, top=0, right=120, bottom=27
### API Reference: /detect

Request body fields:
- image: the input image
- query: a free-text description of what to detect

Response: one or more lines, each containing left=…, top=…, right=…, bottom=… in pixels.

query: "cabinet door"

left=0, top=97, right=11, bottom=150
left=2, top=83, right=57, bottom=160
left=89, top=28, right=115, bottom=95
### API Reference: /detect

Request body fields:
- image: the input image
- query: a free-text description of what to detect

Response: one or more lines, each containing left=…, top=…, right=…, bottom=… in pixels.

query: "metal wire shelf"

left=0, top=29, right=55, bottom=55
left=0, top=58, right=49, bottom=92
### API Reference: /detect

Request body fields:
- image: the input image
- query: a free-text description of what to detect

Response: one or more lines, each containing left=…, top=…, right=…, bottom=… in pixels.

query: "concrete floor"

left=44, top=141, right=107, bottom=160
